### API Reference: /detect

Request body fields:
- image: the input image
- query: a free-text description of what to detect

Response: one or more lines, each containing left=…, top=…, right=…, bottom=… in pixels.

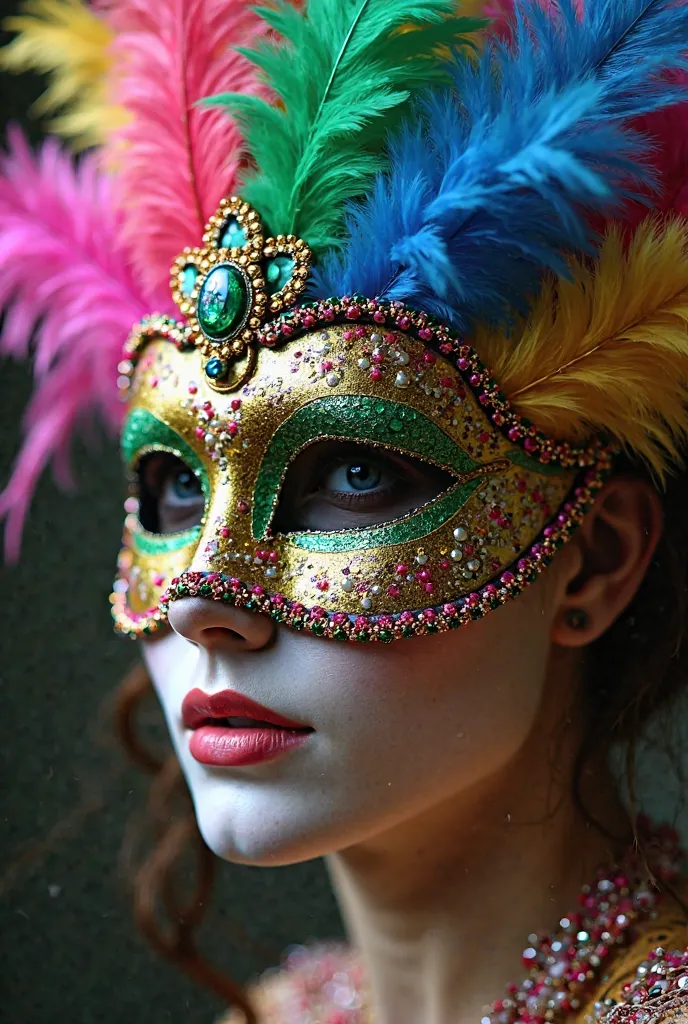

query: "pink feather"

left=106, top=0, right=267, bottom=301
left=0, top=125, right=154, bottom=561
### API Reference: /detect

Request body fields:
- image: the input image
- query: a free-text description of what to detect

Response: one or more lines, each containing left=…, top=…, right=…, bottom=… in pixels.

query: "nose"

left=167, top=596, right=276, bottom=652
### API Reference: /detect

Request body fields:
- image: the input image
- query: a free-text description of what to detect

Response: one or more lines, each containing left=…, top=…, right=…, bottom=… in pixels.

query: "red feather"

left=106, top=0, right=268, bottom=303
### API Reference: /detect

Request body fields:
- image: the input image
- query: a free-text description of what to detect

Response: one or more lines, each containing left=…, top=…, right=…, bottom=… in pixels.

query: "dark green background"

left=0, top=6, right=342, bottom=1021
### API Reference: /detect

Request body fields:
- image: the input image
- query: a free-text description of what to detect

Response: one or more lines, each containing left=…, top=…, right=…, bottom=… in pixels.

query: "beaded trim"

left=112, top=453, right=613, bottom=640
left=117, top=314, right=194, bottom=401
left=254, top=295, right=607, bottom=470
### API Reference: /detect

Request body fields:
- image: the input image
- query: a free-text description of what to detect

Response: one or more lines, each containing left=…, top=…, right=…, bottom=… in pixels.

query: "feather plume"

left=315, top=0, right=688, bottom=330
left=0, top=126, right=152, bottom=560
left=475, top=219, right=688, bottom=480
left=0, top=0, right=127, bottom=150
left=204, top=0, right=484, bottom=252
left=106, top=0, right=267, bottom=303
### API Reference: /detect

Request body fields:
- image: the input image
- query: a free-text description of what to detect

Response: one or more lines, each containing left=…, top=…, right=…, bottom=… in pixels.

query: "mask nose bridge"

left=187, top=454, right=256, bottom=574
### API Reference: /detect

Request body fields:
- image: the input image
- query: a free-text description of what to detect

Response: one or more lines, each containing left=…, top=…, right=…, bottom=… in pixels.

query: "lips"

left=182, top=688, right=313, bottom=766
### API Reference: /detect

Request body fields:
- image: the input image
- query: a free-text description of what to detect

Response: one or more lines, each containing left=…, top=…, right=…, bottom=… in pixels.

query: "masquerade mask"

left=4, top=0, right=687, bottom=650
left=111, top=202, right=613, bottom=643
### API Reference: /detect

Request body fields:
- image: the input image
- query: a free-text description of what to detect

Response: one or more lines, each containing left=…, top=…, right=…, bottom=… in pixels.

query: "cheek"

left=139, top=629, right=198, bottom=736
left=308, top=591, right=553, bottom=820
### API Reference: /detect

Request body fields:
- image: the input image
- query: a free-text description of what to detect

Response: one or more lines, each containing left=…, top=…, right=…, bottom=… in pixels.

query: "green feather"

left=202, top=0, right=484, bottom=253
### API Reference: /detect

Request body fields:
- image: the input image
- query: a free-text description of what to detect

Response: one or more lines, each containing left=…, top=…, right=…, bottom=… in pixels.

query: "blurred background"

left=0, top=5, right=343, bottom=1023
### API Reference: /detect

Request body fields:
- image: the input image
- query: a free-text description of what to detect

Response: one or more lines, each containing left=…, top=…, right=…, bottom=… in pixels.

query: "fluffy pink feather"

left=106, top=0, right=267, bottom=302
left=0, top=125, right=153, bottom=561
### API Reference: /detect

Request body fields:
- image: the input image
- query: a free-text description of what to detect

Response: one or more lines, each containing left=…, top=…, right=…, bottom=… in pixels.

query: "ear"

left=551, top=476, right=663, bottom=648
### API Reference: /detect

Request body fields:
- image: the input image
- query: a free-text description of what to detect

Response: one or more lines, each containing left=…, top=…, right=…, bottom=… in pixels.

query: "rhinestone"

left=577, top=931, right=590, bottom=942
left=357, top=357, right=370, bottom=369
left=453, top=526, right=468, bottom=541
left=266, top=567, right=277, bottom=578
left=360, top=597, right=373, bottom=610
left=219, top=217, right=246, bottom=248
left=370, top=333, right=381, bottom=342
left=265, top=254, right=294, bottom=294
left=341, top=578, right=354, bottom=593
left=396, top=350, right=410, bottom=365
left=450, top=549, right=463, bottom=561
left=395, top=370, right=410, bottom=388
left=326, top=372, right=340, bottom=386
left=677, top=977, right=688, bottom=989
left=466, top=558, right=481, bottom=571
left=371, top=585, right=381, bottom=595
left=181, top=263, right=198, bottom=296
left=415, top=553, right=428, bottom=564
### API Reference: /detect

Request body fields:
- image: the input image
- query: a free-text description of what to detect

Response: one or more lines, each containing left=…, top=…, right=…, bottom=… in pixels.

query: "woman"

left=1, top=0, right=688, bottom=1021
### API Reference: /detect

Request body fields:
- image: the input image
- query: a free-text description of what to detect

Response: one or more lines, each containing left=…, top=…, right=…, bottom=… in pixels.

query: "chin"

left=185, top=772, right=338, bottom=866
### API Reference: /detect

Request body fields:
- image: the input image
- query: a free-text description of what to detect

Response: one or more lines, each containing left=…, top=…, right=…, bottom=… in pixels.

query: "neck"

left=326, top=651, right=628, bottom=1024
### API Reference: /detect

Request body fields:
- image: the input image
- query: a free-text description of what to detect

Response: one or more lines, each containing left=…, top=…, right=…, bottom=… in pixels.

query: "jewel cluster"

left=486, top=825, right=685, bottom=1024
left=595, top=946, right=688, bottom=1024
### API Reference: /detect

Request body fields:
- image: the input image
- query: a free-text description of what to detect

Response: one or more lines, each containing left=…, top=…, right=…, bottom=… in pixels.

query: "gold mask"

left=111, top=200, right=612, bottom=643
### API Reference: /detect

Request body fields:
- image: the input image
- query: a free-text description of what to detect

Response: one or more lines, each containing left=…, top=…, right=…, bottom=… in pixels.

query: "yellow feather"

left=1, top=0, right=127, bottom=150
left=472, top=219, right=688, bottom=481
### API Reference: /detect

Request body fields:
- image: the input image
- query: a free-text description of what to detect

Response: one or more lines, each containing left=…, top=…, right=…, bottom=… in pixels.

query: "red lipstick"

left=182, top=688, right=313, bottom=767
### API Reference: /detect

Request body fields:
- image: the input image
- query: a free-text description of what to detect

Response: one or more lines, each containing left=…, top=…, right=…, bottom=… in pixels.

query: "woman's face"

left=142, top=558, right=564, bottom=866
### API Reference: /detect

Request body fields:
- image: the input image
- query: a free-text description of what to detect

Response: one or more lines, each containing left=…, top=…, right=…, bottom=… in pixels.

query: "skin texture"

left=141, top=476, right=662, bottom=1023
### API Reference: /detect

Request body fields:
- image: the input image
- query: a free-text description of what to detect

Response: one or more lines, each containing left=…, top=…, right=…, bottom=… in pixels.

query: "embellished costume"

left=1, top=0, right=688, bottom=1023
left=219, top=833, right=688, bottom=1024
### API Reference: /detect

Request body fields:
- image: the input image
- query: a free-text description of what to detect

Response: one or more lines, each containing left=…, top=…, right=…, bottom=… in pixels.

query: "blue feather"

left=313, top=0, right=688, bottom=331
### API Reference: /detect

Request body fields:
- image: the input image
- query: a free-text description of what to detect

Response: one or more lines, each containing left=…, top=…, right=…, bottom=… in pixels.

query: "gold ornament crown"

left=170, top=197, right=312, bottom=390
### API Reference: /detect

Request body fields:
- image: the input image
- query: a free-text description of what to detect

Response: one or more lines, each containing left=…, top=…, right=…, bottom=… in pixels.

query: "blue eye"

left=342, top=461, right=383, bottom=492
left=137, top=451, right=205, bottom=534
left=171, top=468, right=202, bottom=501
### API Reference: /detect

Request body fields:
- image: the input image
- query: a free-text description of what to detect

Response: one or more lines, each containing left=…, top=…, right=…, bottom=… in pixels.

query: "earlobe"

left=551, top=476, right=663, bottom=649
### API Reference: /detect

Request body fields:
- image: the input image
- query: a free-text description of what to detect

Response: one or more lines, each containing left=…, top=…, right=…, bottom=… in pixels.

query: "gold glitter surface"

left=114, top=323, right=578, bottom=631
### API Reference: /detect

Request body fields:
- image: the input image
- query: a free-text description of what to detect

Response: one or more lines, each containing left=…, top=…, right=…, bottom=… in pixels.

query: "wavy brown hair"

left=113, top=461, right=688, bottom=1023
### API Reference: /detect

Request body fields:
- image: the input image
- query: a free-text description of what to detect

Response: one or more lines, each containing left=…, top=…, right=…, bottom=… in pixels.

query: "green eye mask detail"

left=289, top=478, right=483, bottom=552
left=121, top=408, right=209, bottom=555
left=253, top=395, right=487, bottom=549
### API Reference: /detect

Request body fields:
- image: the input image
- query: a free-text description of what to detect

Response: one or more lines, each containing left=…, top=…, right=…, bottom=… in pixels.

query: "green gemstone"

left=181, top=264, right=198, bottom=296
left=197, top=264, right=249, bottom=341
left=220, top=217, right=246, bottom=249
left=265, top=255, right=295, bottom=295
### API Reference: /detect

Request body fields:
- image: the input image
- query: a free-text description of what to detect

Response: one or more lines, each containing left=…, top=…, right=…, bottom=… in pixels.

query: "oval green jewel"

left=181, top=264, right=198, bottom=296
left=197, top=264, right=249, bottom=341
left=265, top=254, right=295, bottom=294
left=220, top=217, right=246, bottom=249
